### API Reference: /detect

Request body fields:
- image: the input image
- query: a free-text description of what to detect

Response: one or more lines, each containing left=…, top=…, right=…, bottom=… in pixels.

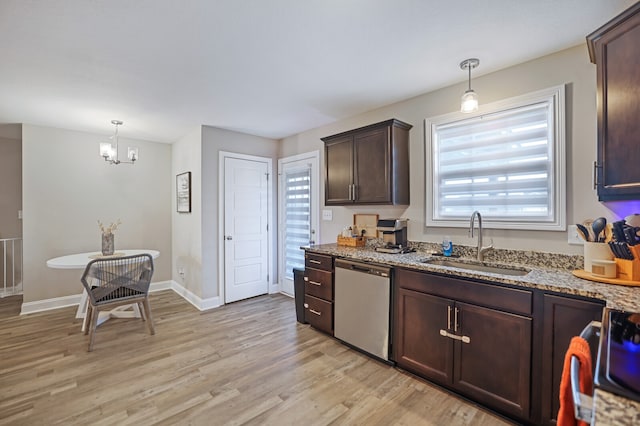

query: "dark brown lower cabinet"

left=394, top=271, right=532, bottom=421
left=454, top=302, right=531, bottom=419
left=540, top=294, right=604, bottom=425
left=395, top=288, right=454, bottom=384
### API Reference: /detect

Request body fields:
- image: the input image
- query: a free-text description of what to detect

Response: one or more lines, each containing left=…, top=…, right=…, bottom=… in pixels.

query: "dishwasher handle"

left=335, top=259, right=390, bottom=277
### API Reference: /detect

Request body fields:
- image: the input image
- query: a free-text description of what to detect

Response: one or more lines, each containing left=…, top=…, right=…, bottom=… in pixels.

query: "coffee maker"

left=375, top=218, right=411, bottom=253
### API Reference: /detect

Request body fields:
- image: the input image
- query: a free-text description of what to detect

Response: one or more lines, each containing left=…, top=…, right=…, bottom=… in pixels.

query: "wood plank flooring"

left=0, top=291, right=515, bottom=425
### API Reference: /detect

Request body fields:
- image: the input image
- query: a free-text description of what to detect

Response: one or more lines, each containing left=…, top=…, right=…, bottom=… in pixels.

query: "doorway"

left=220, top=153, right=272, bottom=303
left=278, top=151, right=319, bottom=295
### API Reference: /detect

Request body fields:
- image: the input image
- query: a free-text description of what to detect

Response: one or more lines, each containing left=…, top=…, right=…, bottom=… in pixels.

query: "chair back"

left=81, top=254, right=154, bottom=306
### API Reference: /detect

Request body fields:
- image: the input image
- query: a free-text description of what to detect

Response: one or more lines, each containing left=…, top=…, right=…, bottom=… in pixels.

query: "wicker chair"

left=80, top=253, right=155, bottom=351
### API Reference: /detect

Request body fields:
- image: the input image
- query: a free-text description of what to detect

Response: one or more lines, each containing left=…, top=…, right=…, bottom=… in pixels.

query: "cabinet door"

left=454, top=302, right=532, bottom=420
left=394, top=287, right=454, bottom=385
left=353, top=127, right=391, bottom=204
left=540, top=294, right=603, bottom=425
left=589, top=5, right=640, bottom=200
left=325, top=136, right=353, bottom=205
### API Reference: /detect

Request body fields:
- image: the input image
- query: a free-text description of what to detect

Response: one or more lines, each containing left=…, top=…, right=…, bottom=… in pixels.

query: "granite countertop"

left=303, top=243, right=640, bottom=425
left=303, top=243, right=640, bottom=311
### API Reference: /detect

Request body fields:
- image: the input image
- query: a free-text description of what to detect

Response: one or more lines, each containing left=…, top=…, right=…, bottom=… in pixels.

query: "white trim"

left=424, top=84, right=567, bottom=231
left=20, top=280, right=221, bottom=316
left=218, top=151, right=273, bottom=304
left=21, top=293, right=82, bottom=315
left=170, top=280, right=221, bottom=311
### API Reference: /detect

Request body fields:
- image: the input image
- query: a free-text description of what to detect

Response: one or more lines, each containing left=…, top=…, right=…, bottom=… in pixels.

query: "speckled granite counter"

left=304, top=243, right=640, bottom=311
left=303, top=243, right=640, bottom=425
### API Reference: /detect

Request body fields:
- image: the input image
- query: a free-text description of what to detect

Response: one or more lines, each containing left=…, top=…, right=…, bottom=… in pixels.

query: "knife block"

left=615, top=258, right=640, bottom=281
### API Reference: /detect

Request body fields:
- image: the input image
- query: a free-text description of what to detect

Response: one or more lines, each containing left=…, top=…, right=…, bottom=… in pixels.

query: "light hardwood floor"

left=0, top=291, right=515, bottom=425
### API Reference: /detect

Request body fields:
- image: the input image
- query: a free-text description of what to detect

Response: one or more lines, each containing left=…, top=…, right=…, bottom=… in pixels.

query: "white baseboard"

left=20, top=280, right=221, bottom=315
left=21, top=294, right=83, bottom=315
left=169, top=280, right=221, bottom=311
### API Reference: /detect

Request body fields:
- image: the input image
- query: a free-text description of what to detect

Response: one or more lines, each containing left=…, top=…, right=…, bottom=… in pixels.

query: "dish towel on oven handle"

left=558, top=336, right=593, bottom=426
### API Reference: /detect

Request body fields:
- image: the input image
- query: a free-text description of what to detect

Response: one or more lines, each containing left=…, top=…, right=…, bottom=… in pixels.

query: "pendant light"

left=460, top=58, right=480, bottom=113
left=99, top=120, right=138, bottom=165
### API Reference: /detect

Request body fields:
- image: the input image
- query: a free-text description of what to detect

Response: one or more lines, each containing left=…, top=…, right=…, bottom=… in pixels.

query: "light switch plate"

left=322, top=209, right=333, bottom=221
left=568, top=225, right=584, bottom=245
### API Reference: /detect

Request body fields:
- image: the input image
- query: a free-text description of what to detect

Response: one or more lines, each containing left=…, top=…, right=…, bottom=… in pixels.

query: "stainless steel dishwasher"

left=334, top=258, right=392, bottom=362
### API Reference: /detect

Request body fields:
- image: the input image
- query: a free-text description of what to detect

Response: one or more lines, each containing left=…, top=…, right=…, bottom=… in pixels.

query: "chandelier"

left=99, top=120, right=138, bottom=165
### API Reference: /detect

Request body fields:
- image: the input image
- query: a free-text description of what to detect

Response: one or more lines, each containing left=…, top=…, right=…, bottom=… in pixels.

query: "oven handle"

left=570, top=320, right=601, bottom=423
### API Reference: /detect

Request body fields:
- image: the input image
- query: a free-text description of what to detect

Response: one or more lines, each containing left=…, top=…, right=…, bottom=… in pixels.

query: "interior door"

left=278, top=152, right=319, bottom=295
left=224, top=157, right=269, bottom=303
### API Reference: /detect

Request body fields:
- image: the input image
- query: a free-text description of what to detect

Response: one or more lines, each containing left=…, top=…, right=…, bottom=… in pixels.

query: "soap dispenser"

left=442, top=236, right=453, bottom=257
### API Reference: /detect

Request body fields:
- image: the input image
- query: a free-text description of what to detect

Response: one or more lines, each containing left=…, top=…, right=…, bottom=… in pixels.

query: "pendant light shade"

left=460, top=58, right=480, bottom=113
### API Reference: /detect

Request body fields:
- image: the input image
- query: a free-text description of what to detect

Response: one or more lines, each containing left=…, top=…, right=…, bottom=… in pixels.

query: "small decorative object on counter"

left=442, top=236, right=453, bottom=257
left=98, top=219, right=121, bottom=256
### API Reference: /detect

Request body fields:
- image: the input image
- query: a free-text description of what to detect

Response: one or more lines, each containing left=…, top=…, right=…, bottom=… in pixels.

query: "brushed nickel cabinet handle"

left=309, top=309, right=321, bottom=316
left=447, top=306, right=452, bottom=330
left=439, top=329, right=471, bottom=344
left=454, top=307, right=459, bottom=333
left=309, top=280, right=322, bottom=286
left=309, top=259, right=321, bottom=265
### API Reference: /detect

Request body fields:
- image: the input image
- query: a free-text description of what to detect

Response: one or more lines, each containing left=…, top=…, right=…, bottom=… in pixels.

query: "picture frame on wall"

left=176, top=171, right=191, bottom=213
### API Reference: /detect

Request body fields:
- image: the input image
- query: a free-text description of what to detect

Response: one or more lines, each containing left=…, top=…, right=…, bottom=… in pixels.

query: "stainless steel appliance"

left=375, top=218, right=410, bottom=253
left=570, top=308, right=640, bottom=422
left=334, top=259, right=392, bottom=362
left=595, top=309, right=640, bottom=400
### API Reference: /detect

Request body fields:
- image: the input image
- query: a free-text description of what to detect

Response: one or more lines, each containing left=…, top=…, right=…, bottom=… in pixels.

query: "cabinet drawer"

left=396, top=268, right=532, bottom=316
left=304, top=295, right=333, bottom=335
left=304, top=268, right=333, bottom=301
left=305, top=253, right=333, bottom=271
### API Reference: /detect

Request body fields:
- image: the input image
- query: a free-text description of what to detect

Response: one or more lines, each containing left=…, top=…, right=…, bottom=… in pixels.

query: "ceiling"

left=0, top=0, right=635, bottom=143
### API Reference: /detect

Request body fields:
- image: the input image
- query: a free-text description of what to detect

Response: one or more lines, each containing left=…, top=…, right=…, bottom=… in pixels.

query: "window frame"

left=424, top=85, right=566, bottom=231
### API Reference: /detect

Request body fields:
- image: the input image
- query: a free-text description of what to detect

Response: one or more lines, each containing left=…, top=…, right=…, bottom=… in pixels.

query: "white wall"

left=171, top=126, right=203, bottom=297
left=201, top=126, right=278, bottom=299
left=22, top=124, right=172, bottom=302
left=0, top=134, right=22, bottom=239
left=281, top=44, right=640, bottom=255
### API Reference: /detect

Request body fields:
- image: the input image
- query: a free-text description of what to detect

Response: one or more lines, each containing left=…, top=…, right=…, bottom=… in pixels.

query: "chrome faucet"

left=469, top=211, right=493, bottom=262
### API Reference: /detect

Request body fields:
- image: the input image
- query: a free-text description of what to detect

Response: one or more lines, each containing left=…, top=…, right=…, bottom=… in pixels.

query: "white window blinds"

left=426, top=85, right=566, bottom=230
left=283, top=167, right=311, bottom=280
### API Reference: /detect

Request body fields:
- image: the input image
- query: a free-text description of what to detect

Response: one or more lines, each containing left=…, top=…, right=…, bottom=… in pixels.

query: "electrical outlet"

left=322, top=209, right=333, bottom=221
left=568, top=225, right=584, bottom=245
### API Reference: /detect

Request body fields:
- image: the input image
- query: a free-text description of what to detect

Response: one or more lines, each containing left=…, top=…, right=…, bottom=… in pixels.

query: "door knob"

left=225, top=236, right=233, bottom=240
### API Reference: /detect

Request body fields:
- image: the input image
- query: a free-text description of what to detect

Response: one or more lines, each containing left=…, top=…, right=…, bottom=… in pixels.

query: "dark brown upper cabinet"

left=322, top=119, right=412, bottom=205
left=587, top=3, right=640, bottom=201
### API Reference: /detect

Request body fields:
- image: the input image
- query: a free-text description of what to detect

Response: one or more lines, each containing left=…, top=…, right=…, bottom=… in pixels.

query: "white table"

left=47, top=249, right=160, bottom=330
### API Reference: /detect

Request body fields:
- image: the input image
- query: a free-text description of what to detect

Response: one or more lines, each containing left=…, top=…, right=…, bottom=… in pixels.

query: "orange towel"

left=558, top=336, right=593, bottom=426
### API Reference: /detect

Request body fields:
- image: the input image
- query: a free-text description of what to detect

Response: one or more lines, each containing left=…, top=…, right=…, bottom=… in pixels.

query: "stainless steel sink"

left=422, top=258, right=530, bottom=276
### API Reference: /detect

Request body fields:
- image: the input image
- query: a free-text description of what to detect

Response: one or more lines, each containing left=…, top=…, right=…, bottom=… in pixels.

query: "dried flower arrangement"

left=97, top=219, right=122, bottom=235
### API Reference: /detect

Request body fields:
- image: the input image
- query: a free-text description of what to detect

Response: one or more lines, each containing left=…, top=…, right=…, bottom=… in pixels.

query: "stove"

left=595, top=308, right=640, bottom=402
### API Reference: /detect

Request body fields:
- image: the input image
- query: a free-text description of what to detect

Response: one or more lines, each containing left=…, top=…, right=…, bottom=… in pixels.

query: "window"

left=282, top=166, right=311, bottom=280
left=425, top=85, right=566, bottom=231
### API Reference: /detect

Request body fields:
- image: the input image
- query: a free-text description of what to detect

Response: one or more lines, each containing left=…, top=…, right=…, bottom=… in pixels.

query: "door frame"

left=277, top=150, right=320, bottom=295
left=218, top=151, right=274, bottom=304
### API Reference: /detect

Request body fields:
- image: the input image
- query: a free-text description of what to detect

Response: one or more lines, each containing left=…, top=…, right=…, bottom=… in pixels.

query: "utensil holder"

left=583, top=242, right=613, bottom=273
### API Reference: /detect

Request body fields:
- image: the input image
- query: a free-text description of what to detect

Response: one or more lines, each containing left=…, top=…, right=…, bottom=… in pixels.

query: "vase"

left=101, top=233, right=114, bottom=256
